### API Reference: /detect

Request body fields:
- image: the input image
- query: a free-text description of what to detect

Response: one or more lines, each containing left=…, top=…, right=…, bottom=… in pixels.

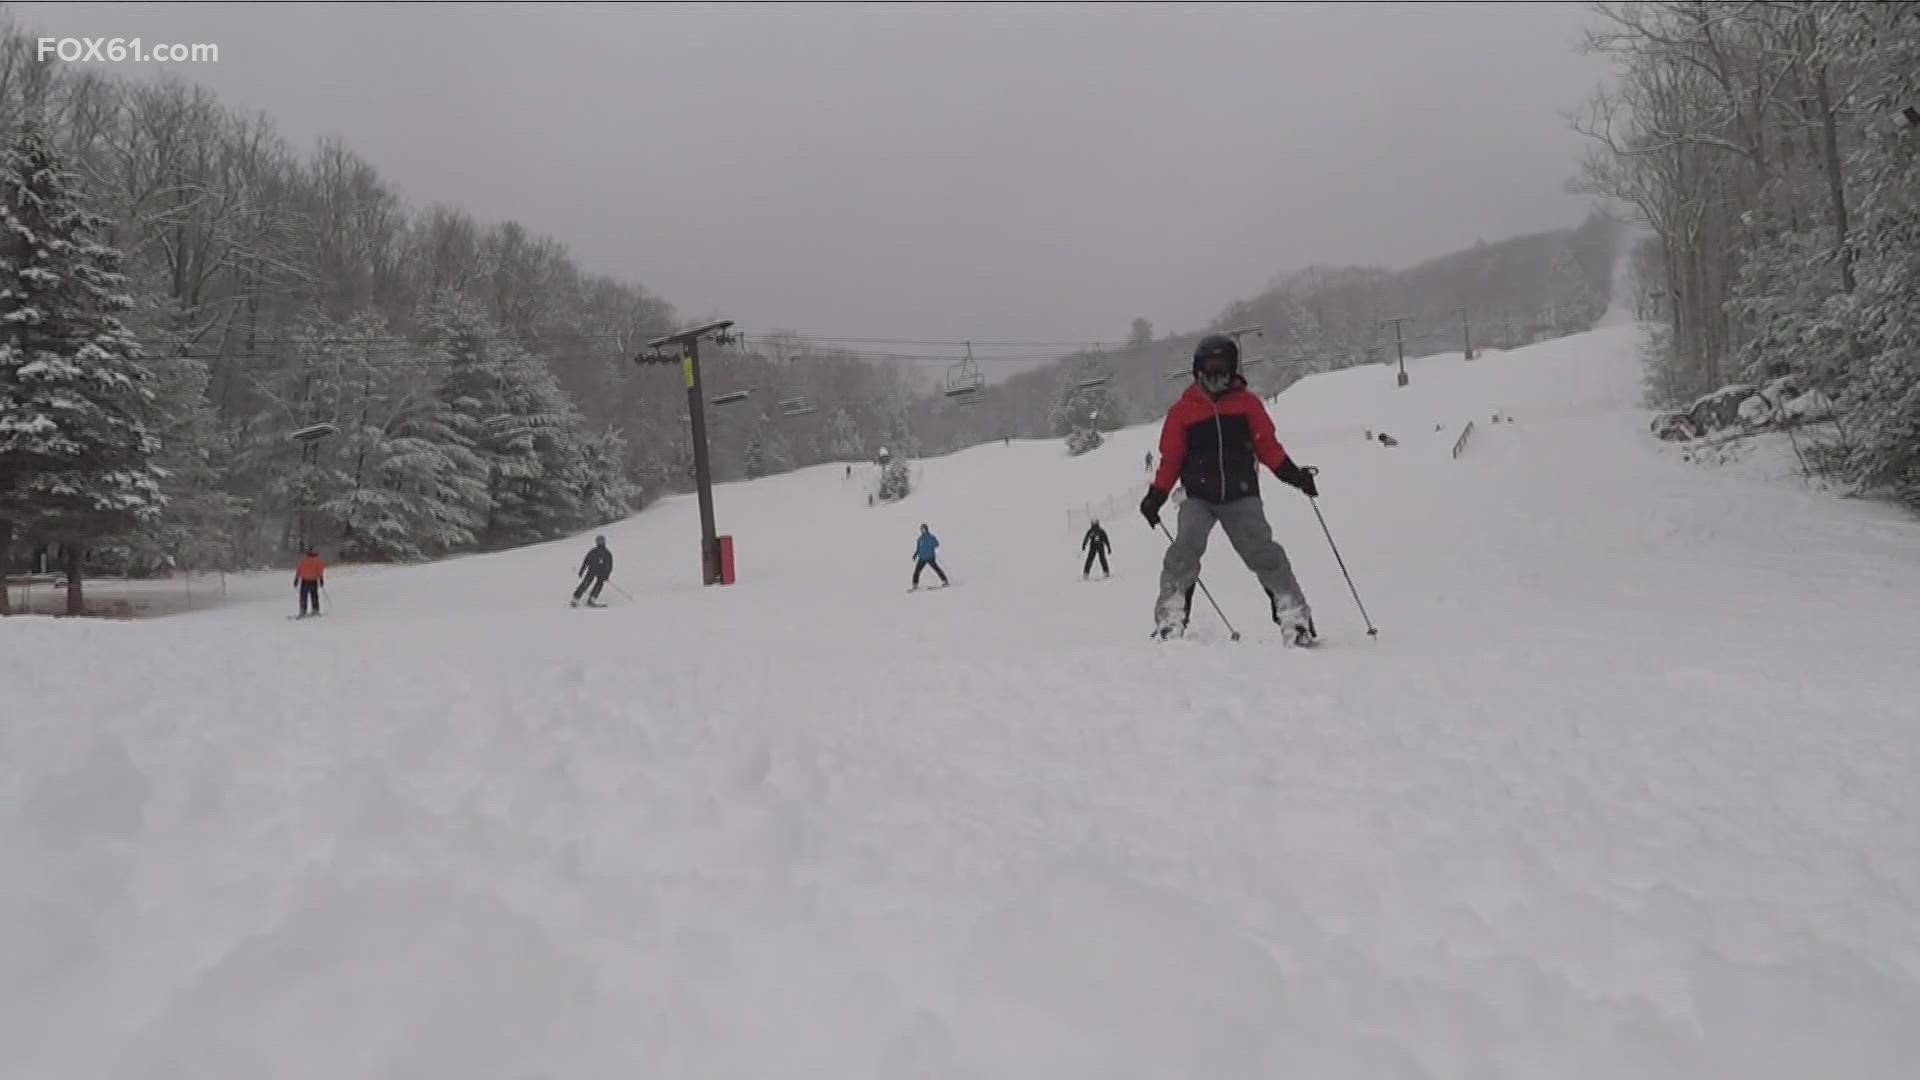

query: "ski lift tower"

left=1381, top=316, right=1414, bottom=387
left=635, top=319, right=740, bottom=586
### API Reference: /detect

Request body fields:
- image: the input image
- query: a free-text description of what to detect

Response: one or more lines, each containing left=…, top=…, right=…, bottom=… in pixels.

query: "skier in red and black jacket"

left=1140, top=333, right=1319, bottom=644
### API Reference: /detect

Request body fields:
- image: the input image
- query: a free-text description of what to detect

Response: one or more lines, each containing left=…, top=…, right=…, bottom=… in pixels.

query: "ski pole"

left=608, top=581, right=635, bottom=602
left=1157, top=521, right=1239, bottom=641
left=1303, top=467, right=1378, bottom=639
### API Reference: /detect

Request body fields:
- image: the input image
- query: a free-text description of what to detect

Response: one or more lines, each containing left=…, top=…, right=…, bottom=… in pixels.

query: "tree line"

left=902, top=215, right=1617, bottom=458
left=1575, top=0, right=1920, bottom=509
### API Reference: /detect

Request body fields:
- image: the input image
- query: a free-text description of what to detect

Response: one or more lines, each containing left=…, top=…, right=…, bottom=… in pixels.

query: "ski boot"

left=1275, top=609, right=1317, bottom=648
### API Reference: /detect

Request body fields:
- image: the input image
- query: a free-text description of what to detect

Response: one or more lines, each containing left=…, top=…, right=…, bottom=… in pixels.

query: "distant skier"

left=1139, top=333, right=1319, bottom=645
left=1081, top=519, right=1112, bottom=579
left=1377, top=432, right=1399, bottom=447
left=294, top=548, right=326, bottom=617
left=911, top=523, right=949, bottom=589
left=572, top=535, right=613, bottom=607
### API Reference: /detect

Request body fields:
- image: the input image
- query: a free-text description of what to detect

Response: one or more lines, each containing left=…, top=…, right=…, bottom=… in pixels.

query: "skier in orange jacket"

left=294, top=548, right=325, bottom=617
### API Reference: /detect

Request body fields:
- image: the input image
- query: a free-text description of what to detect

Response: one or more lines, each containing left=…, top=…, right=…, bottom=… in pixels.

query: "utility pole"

left=1381, top=316, right=1414, bottom=387
left=1460, top=307, right=1474, bottom=361
left=636, top=319, right=738, bottom=586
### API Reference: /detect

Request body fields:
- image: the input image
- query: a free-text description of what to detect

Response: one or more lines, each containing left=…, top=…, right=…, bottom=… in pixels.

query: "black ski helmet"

left=1193, top=333, right=1239, bottom=391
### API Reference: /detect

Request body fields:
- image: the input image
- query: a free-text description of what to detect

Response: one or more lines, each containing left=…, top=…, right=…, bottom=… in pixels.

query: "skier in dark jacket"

left=1081, top=520, right=1112, bottom=579
left=572, top=535, right=613, bottom=607
left=1140, top=333, right=1319, bottom=644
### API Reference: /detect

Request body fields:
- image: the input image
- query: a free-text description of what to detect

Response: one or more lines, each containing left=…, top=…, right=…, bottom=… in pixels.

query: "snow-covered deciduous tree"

left=1546, top=240, right=1605, bottom=334
left=0, top=122, right=164, bottom=613
left=826, top=407, right=862, bottom=462
left=130, top=350, right=239, bottom=573
left=1578, top=0, right=1920, bottom=511
left=1127, top=317, right=1153, bottom=350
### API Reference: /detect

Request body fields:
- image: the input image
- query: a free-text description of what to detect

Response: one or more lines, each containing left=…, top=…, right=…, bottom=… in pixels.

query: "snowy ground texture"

left=6, top=322, right=1920, bottom=1079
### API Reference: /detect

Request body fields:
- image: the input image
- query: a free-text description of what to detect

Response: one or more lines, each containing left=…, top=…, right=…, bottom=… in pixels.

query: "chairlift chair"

left=1075, top=343, right=1112, bottom=389
left=944, top=343, right=986, bottom=400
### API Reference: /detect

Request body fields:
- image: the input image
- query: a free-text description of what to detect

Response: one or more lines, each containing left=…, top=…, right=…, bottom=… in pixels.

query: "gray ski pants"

left=1155, top=494, right=1310, bottom=627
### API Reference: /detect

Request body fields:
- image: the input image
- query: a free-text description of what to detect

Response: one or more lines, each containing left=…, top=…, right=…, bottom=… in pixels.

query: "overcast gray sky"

left=22, top=0, right=1610, bottom=349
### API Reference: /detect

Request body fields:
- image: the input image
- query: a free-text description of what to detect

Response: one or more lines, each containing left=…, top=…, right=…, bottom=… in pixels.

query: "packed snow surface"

left=7, top=323, right=1920, bottom=1078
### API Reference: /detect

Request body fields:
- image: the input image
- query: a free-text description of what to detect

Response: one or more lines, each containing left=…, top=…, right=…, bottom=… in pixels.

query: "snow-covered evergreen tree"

left=567, top=426, right=636, bottom=529
left=423, top=296, right=548, bottom=549
left=877, top=458, right=911, bottom=502
left=1052, top=354, right=1120, bottom=455
left=426, top=294, right=633, bottom=549
left=0, top=123, right=164, bottom=613
left=1827, top=1, right=1920, bottom=509
left=322, top=392, right=488, bottom=561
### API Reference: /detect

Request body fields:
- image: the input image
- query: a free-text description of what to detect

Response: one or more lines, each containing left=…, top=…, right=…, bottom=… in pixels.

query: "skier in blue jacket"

left=911, top=523, right=949, bottom=589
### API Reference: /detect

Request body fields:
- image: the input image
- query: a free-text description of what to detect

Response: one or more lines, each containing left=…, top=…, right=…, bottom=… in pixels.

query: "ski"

left=1151, top=626, right=1324, bottom=647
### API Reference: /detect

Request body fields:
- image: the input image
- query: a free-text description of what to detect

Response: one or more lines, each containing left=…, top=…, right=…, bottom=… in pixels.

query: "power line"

left=739, top=332, right=1126, bottom=349
left=13, top=329, right=1102, bottom=369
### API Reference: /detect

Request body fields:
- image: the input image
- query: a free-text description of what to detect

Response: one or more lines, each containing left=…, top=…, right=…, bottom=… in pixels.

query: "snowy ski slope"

left=6, top=322, right=1920, bottom=1079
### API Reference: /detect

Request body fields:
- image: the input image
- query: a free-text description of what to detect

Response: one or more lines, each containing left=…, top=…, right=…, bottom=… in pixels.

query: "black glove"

left=1275, top=459, right=1318, bottom=498
left=1140, top=487, right=1168, bottom=527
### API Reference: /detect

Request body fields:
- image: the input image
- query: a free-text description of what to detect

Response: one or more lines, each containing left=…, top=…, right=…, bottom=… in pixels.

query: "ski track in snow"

left=6, top=323, right=1920, bottom=1078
